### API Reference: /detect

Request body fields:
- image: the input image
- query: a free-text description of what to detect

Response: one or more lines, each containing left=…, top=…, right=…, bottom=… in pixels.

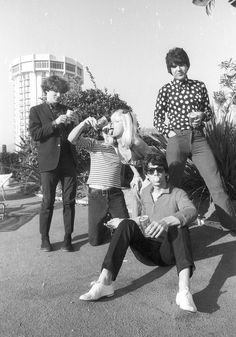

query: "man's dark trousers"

left=166, top=129, right=236, bottom=231
left=102, top=219, right=195, bottom=281
left=40, top=156, right=77, bottom=237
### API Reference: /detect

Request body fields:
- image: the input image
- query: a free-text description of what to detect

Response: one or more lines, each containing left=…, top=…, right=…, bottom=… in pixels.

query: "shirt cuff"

left=174, top=213, right=187, bottom=227
left=52, top=121, right=58, bottom=129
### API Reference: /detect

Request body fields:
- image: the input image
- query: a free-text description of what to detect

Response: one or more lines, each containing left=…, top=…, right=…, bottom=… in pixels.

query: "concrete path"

left=0, top=190, right=236, bottom=337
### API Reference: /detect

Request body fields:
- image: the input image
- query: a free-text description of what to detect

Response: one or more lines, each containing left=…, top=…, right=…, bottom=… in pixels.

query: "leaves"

left=0, top=152, right=19, bottom=174
left=205, top=115, right=236, bottom=199
left=14, top=137, right=40, bottom=185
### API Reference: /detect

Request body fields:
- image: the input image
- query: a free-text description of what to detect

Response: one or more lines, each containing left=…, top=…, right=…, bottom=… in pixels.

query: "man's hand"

left=190, top=111, right=205, bottom=128
left=145, top=216, right=180, bottom=239
left=66, top=110, right=78, bottom=124
left=168, top=130, right=176, bottom=138
left=55, top=114, right=68, bottom=125
left=105, top=218, right=123, bottom=229
left=83, top=117, right=98, bottom=129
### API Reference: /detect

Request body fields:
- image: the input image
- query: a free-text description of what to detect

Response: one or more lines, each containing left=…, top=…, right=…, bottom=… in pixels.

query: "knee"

left=41, top=197, right=54, bottom=209
left=168, top=225, right=190, bottom=241
left=118, top=219, right=136, bottom=233
left=63, top=199, right=76, bottom=207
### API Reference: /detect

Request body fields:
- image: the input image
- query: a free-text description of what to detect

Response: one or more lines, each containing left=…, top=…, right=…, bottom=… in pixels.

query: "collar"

left=145, top=184, right=170, bottom=197
left=45, top=101, right=59, bottom=110
left=172, top=77, right=189, bottom=88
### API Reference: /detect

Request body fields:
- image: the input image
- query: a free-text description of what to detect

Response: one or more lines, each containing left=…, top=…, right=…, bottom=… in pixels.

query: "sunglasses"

left=146, top=167, right=165, bottom=175
left=102, top=127, right=110, bottom=135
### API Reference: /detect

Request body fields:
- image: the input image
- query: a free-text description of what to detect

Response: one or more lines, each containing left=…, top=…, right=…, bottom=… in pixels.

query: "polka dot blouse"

left=153, top=77, right=213, bottom=137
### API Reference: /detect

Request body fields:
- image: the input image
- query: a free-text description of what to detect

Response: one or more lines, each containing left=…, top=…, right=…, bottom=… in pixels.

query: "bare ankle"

left=98, top=269, right=113, bottom=285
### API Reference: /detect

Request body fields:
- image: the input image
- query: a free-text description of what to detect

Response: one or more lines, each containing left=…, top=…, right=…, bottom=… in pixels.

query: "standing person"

left=79, top=153, right=198, bottom=313
left=154, top=47, right=236, bottom=232
left=29, top=75, right=78, bottom=252
left=68, top=116, right=129, bottom=246
left=109, top=109, right=155, bottom=216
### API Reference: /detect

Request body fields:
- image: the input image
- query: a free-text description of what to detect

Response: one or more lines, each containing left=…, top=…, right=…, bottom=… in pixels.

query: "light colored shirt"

left=141, top=184, right=197, bottom=226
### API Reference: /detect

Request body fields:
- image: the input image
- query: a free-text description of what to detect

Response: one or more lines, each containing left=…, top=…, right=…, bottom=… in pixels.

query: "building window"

left=22, top=74, right=30, bottom=79
left=12, top=64, right=20, bottom=73
left=77, top=67, right=82, bottom=76
left=24, top=79, right=30, bottom=87
left=66, top=63, right=75, bottom=72
left=50, top=61, right=64, bottom=70
left=35, top=61, right=49, bottom=68
left=51, top=71, right=63, bottom=76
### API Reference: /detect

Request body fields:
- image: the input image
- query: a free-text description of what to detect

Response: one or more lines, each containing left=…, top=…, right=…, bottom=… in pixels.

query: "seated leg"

left=160, top=226, right=197, bottom=312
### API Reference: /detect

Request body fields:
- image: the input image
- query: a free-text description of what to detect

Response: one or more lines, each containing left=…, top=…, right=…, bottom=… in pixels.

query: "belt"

left=174, top=127, right=204, bottom=136
left=88, top=187, right=121, bottom=196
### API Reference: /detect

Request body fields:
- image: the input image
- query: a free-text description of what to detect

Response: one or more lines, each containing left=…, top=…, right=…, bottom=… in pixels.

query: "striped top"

left=76, top=137, right=122, bottom=188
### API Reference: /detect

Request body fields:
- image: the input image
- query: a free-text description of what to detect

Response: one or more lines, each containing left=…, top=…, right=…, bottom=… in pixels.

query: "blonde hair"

left=111, top=109, right=138, bottom=148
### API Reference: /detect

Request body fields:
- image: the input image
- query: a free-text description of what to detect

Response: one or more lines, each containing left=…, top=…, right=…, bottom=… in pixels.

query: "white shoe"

left=79, top=281, right=114, bottom=301
left=176, top=289, right=197, bottom=312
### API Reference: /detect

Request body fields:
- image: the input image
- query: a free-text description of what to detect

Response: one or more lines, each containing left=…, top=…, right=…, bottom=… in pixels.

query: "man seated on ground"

left=79, top=153, right=198, bottom=313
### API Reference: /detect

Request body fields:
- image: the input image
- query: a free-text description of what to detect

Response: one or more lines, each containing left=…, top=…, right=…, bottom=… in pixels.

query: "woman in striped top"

left=68, top=116, right=129, bottom=246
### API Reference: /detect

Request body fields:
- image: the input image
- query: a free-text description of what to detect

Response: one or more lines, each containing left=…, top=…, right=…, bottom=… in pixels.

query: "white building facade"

left=10, top=54, right=84, bottom=148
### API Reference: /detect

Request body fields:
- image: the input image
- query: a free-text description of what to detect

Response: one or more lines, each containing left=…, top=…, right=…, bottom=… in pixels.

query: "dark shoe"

left=61, top=234, right=73, bottom=252
left=41, top=238, right=52, bottom=252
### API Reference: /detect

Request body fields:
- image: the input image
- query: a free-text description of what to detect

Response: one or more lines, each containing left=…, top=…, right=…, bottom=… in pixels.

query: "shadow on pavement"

left=190, top=224, right=236, bottom=314
left=4, top=193, right=35, bottom=201
left=51, top=233, right=89, bottom=252
left=111, top=266, right=172, bottom=300
left=0, top=199, right=62, bottom=232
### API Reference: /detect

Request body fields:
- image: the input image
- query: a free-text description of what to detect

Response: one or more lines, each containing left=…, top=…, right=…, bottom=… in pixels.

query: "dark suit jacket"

left=29, top=102, right=78, bottom=172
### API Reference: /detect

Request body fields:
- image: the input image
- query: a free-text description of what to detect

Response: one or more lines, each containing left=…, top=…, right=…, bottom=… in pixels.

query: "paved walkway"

left=0, top=188, right=236, bottom=337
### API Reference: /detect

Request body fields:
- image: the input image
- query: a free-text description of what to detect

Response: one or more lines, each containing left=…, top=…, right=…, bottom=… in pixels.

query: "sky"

left=0, top=0, right=236, bottom=150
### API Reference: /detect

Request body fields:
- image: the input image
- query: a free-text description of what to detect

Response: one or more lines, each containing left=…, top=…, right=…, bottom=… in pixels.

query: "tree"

left=213, top=59, right=236, bottom=121
left=15, top=136, right=40, bottom=186
left=0, top=151, right=19, bottom=174
left=204, top=59, right=236, bottom=200
left=192, top=0, right=236, bottom=16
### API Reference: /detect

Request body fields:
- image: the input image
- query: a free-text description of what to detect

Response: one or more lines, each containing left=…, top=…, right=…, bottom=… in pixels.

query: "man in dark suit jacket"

left=29, top=75, right=78, bottom=252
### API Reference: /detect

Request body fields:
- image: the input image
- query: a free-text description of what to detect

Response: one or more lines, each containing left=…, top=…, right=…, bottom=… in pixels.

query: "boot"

left=61, top=234, right=73, bottom=252
left=41, top=236, right=52, bottom=252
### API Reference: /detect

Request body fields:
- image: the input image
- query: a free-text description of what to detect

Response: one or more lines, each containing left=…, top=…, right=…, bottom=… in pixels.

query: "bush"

left=205, top=116, right=236, bottom=200
left=0, top=152, right=19, bottom=175
left=15, top=136, right=40, bottom=187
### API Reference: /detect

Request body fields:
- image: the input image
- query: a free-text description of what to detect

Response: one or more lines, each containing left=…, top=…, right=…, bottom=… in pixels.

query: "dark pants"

left=88, top=187, right=129, bottom=246
left=40, top=157, right=77, bottom=237
left=102, top=219, right=195, bottom=281
left=167, top=129, right=236, bottom=231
